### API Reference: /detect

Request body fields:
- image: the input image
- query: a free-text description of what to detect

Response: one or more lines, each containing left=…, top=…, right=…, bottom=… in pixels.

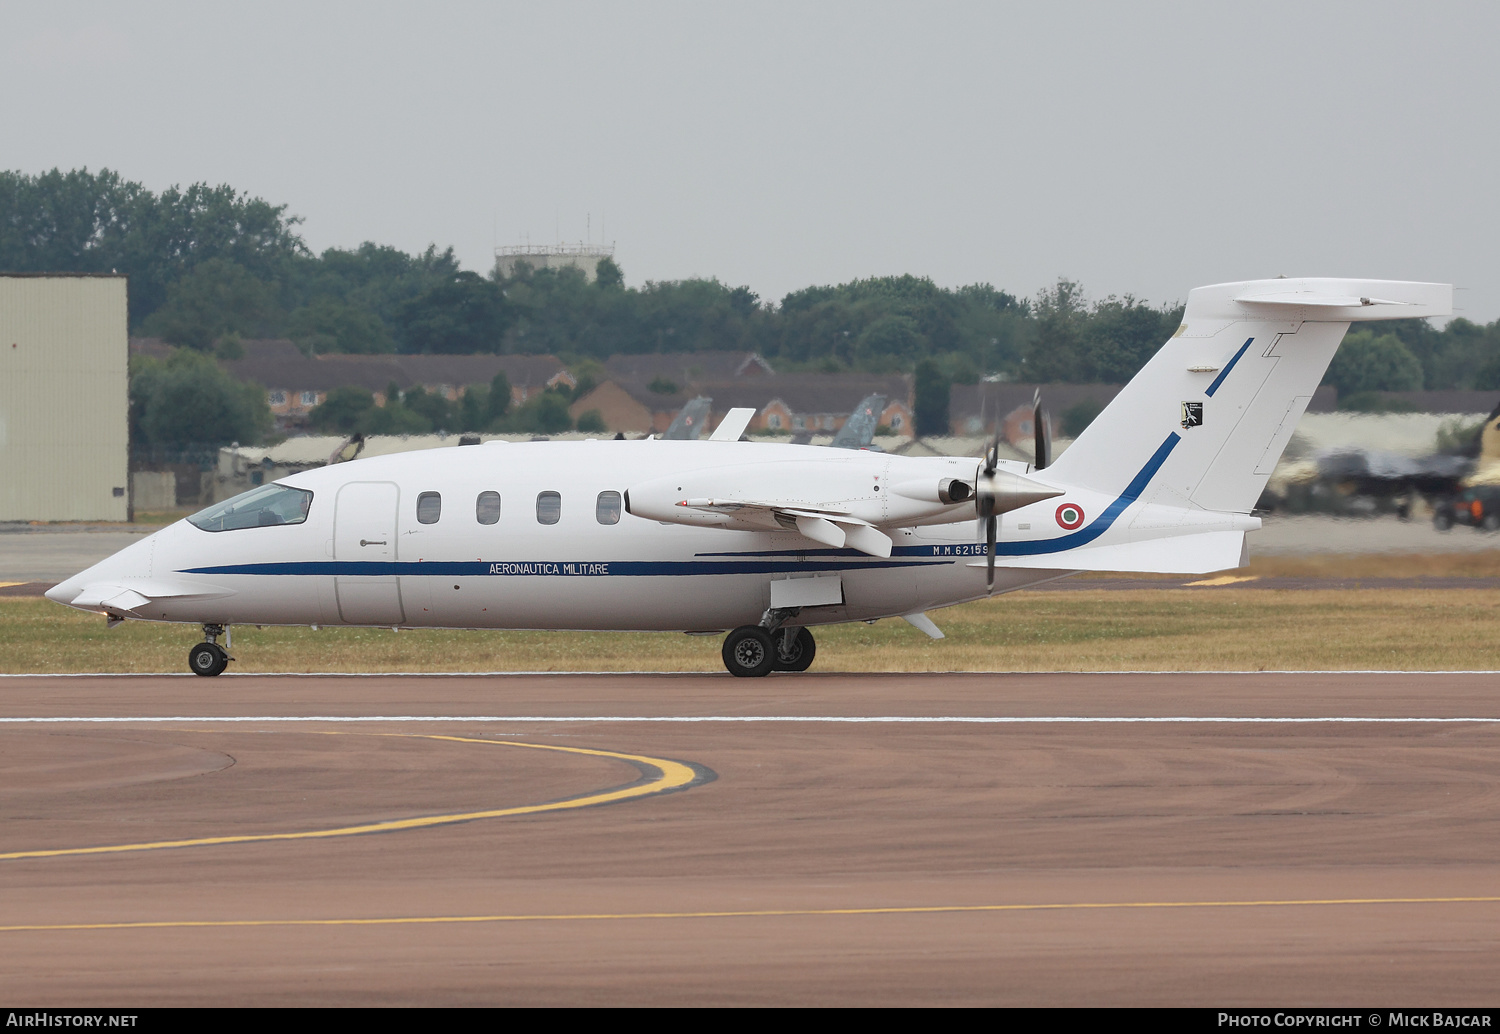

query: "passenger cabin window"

left=476, top=491, right=501, bottom=525
left=188, top=484, right=312, bottom=532
left=416, top=492, right=442, bottom=524
left=596, top=491, right=622, bottom=525
left=536, top=491, right=561, bottom=525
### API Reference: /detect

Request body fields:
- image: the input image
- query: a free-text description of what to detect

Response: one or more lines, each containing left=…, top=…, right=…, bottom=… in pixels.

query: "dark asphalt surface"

left=1, top=672, right=1497, bottom=1006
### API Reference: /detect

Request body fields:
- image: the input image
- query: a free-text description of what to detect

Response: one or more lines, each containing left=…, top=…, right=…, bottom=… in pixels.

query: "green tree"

left=1471, top=331, right=1500, bottom=391
left=1324, top=331, right=1425, bottom=396
left=567, top=357, right=606, bottom=401
left=0, top=168, right=306, bottom=326
left=115, top=181, right=304, bottom=323
left=1062, top=397, right=1105, bottom=437
left=457, top=385, right=489, bottom=432
left=1021, top=279, right=1089, bottom=382
left=395, top=271, right=512, bottom=353
left=287, top=296, right=395, bottom=353
left=953, top=283, right=1029, bottom=375
left=506, top=389, right=573, bottom=433
left=913, top=359, right=950, bottom=437
left=139, top=258, right=284, bottom=349
left=365, top=402, right=432, bottom=435
left=486, top=369, right=512, bottom=424
left=286, top=242, right=459, bottom=352
left=401, top=385, right=454, bottom=430
left=854, top=314, right=927, bottom=369
left=1083, top=295, right=1183, bottom=383
left=0, top=167, right=126, bottom=272
left=595, top=256, right=624, bottom=290
left=1433, top=319, right=1500, bottom=390
left=308, top=386, right=378, bottom=433
left=130, top=350, right=272, bottom=446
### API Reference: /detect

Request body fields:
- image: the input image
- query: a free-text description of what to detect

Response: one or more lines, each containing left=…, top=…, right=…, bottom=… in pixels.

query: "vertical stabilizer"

left=1044, top=278, right=1451, bottom=514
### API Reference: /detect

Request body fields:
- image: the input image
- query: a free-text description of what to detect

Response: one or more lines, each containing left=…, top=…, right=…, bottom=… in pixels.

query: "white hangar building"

left=0, top=274, right=130, bottom=522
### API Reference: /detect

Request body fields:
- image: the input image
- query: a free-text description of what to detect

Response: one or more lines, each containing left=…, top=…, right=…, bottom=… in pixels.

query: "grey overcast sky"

left=4, top=2, right=1497, bottom=320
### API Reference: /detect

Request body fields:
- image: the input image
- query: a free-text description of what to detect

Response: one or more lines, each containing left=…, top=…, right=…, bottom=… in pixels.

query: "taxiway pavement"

left=1, top=672, right=1498, bottom=1005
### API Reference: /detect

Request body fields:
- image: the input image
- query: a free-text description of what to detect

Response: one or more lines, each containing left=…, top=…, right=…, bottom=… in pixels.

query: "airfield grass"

left=4, top=587, right=1500, bottom=673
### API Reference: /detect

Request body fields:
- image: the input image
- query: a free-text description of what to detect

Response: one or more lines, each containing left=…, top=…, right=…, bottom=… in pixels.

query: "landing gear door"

left=334, top=481, right=405, bottom=625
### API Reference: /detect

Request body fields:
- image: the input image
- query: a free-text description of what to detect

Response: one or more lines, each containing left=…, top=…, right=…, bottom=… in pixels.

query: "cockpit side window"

left=188, top=484, right=313, bottom=532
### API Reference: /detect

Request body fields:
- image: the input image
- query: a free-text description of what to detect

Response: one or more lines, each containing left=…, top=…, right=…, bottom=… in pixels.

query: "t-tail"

left=1018, top=278, right=1452, bottom=574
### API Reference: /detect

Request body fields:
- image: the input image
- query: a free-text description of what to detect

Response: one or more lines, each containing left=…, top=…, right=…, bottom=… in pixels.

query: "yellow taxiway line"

left=0, top=732, right=703, bottom=862
left=4, top=895, right=1499, bottom=933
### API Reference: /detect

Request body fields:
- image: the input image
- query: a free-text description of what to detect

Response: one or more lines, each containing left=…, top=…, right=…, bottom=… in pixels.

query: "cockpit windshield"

left=188, top=484, right=313, bottom=532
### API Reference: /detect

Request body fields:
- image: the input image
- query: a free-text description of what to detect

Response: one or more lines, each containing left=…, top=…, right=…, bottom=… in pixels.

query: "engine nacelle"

left=892, top=478, right=972, bottom=505
left=625, top=456, right=985, bottom=531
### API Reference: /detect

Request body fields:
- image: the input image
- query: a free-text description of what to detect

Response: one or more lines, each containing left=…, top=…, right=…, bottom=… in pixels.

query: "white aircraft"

left=48, top=278, right=1451, bottom=677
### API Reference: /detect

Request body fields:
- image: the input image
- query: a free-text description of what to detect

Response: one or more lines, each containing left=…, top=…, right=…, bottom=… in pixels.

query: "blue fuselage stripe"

left=992, top=432, right=1179, bottom=556
left=1204, top=337, right=1254, bottom=398
left=179, top=558, right=943, bottom=578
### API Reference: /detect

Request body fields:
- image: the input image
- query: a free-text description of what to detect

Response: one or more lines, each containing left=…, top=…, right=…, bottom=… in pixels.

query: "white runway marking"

left=4, top=670, right=1500, bottom=678
left=2, top=715, right=1499, bottom=725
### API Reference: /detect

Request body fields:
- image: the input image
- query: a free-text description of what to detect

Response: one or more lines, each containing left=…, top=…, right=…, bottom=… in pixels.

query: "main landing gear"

left=189, top=623, right=231, bottom=677
left=721, top=610, right=816, bottom=677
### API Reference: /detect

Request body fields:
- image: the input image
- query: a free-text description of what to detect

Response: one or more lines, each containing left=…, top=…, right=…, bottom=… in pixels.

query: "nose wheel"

left=188, top=624, right=232, bottom=677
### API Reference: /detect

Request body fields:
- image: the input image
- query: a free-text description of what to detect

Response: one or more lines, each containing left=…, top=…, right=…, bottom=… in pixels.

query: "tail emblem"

left=1055, top=503, right=1085, bottom=530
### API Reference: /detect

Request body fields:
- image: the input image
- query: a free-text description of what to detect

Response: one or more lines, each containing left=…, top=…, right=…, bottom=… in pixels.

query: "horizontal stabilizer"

left=1233, top=293, right=1410, bottom=308
left=1193, top=278, right=1451, bottom=322
left=981, top=530, right=1248, bottom=574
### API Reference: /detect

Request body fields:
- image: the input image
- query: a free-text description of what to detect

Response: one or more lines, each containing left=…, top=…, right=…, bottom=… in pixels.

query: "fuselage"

left=49, top=439, right=1074, bottom=633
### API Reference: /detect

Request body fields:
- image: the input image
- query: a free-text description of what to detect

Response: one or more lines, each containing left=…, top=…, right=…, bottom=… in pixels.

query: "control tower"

left=494, top=242, right=616, bottom=282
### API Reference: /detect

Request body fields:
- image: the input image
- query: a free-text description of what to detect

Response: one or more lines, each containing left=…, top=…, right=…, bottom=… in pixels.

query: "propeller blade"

left=985, top=515, right=997, bottom=592
left=1032, top=388, right=1051, bottom=471
left=984, top=426, right=1000, bottom=477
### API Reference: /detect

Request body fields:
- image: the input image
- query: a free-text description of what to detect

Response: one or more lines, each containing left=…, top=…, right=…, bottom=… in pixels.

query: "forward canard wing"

left=59, top=580, right=235, bottom=620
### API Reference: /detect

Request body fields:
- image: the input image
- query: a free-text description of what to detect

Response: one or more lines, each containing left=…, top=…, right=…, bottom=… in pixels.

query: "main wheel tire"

left=722, top=626, right=775, bottom=678
left=772, top=627, right=817, bottom=672
left=1481, top=512, right=1500, bottom=532
left=1434, top=511, right=1454, bottom=531
left=189, top=642, right=229, bottom=677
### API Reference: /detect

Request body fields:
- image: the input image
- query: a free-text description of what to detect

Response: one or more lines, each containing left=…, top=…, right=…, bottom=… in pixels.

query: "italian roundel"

left=1055, top=503, right=1085, bottom=530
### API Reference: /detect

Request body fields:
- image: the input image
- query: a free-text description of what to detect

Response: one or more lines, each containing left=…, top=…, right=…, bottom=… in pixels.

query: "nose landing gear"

left=189, top=624, right=231, bottom=677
